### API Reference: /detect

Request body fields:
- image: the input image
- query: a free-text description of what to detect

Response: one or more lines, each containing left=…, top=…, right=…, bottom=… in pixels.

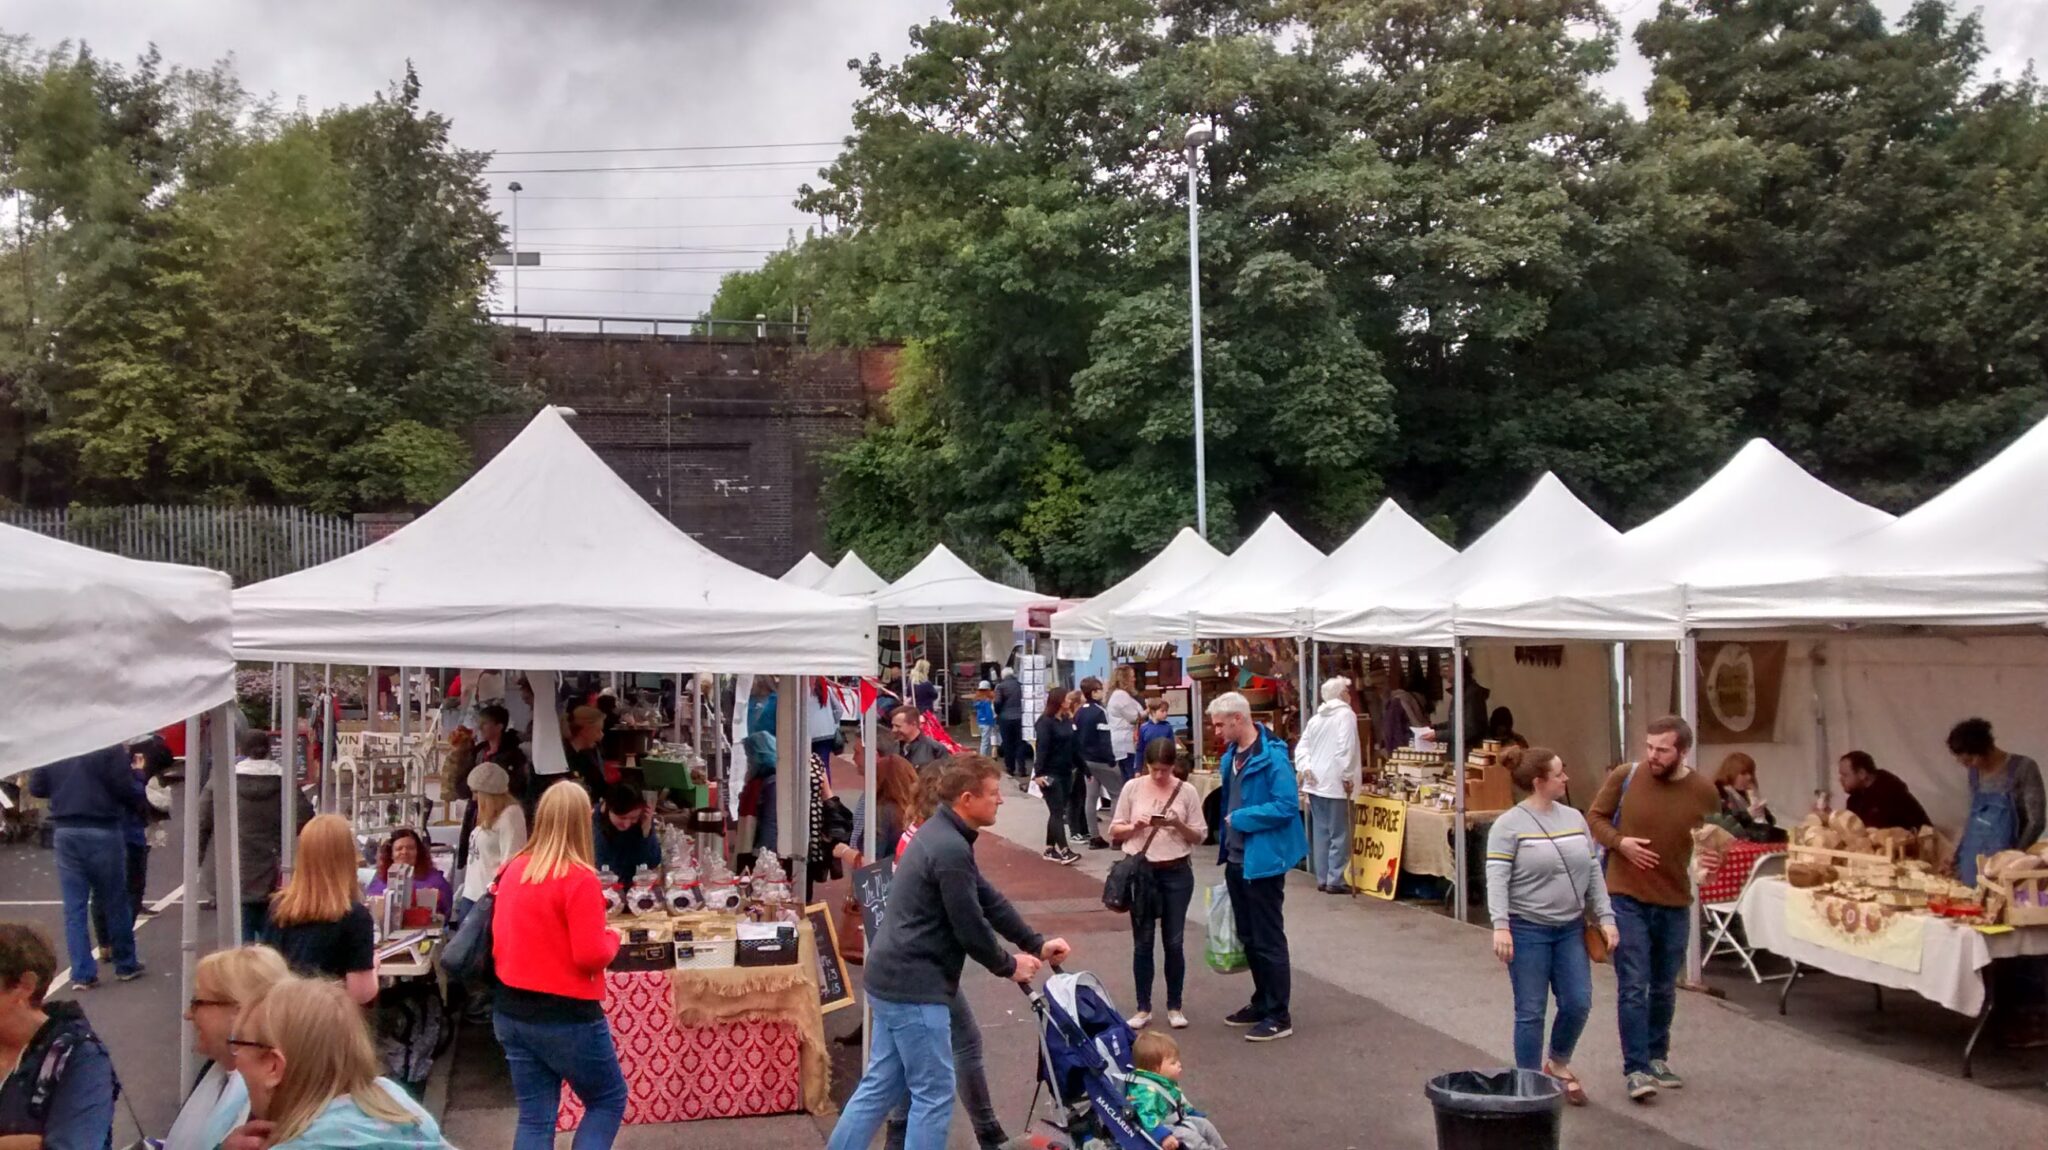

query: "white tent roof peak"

left=780, top=552, right=832, bottom=589
left=1457, top=440, right=1894, bottom=640
left=1050, top=527, right=1226, bottom=643
left=1205, top=501, right=1454, bottom=638
left=1110, top=514, right=1325, bottom=642
left=870, top=543, right=1053, bottom=625
left=1314, top=473, right=1617, bottom=646
left=817, top=550, right=891, bottom=597
left=232, top=405, right=877, bottom=673
left=1, top=525, right=236, bottom=777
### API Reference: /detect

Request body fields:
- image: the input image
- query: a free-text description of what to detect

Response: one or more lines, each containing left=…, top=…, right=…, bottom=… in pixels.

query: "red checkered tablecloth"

left=557, top=968, right=802, bottom=1130
left=1699, top=839, right=1786, bottom=905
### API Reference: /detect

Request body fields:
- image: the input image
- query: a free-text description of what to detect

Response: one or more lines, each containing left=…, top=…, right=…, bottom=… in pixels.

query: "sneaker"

left=1224, top=1005, right=1261, bottom=1027
left=1088, top=838, right=1112, bottom=850
left=1647, top=1059, right=1684, bottom=1089
left=71, top=979, right=99, bottom=992
left=116, top=965, right=146, bottom=982
left=1626, top=1071, right=1659, bottom=1102
left=1057, top=849, right=1082, bottom=866
left=1041, top=847, right=1067, bottom=864
left=1167, top=1009, right=1190, bottom=1029
left=1127, top=1011, right=1152, bottom=1030
left=1246, top=1018, right=1293, bottom=1042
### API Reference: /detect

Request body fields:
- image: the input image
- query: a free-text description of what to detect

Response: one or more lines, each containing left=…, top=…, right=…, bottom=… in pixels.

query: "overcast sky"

left=7, top=0, right=2044, bottom=323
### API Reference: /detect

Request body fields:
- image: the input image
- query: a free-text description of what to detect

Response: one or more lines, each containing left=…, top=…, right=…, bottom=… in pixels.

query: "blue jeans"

left=979, top=726, right=998, bottom=756
left=828, top=994, right=955, bottom=1150
left=1306, top=795, right=1350, bottom=887
left=493, top=1011, right=628, bottom=1150
left=1507, top=916, right=1592, bottom=1070
left=1611, top=894, right=1690, bottom=1075
left=54, top=826, right=138, bottom=982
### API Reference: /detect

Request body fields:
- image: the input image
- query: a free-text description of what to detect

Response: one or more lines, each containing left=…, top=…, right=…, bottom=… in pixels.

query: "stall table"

left=1737, top=874, right=2048, bottom=1076
left=556, top=931, right=830, bottom=1130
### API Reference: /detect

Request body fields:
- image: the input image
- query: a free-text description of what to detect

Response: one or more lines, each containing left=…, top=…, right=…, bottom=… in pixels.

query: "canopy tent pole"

left=1295, top=638, right=1310, bottom=722
left=901, top=625, right=911, bottom=707
left=367, top=667, right=379, bottom=734
left=179, top=712, right=202, bottom=1095
left=1611, top=643, right=1628, bottom=766
left=398, top=665, right=412, bottom=825
left=322, top=665, right=335, bottom=814
left=213, top=705, right=243, bottom=945
left=860, top=697, right=877, bottom=1068
left=1678, top=632, right=1703, bottom=984
left=1452, top=644, right=1468, bottom=924
left=941, top=625, right=950, bottom=719
left=1192, top=677, right=1204, bottom=771
left=672, top=676, right=684, bottom=743
left=776, top=676, right=801, bottom=866
left=280, top=663, right=297, bottom=871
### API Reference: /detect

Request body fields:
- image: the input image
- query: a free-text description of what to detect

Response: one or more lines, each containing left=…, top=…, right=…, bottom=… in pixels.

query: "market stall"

left=232, top=406, right=876, bottom=1130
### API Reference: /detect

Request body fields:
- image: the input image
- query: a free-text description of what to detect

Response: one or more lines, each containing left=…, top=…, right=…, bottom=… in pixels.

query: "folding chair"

left=1703, top=849, right=1789, bottom=983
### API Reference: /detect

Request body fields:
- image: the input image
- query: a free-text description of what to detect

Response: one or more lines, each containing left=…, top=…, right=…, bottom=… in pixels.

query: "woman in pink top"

left=1109, top=735, right=1207, bottom=1030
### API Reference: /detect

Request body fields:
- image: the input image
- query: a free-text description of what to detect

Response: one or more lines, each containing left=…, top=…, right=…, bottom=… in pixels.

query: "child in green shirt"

left=1126, top=1032, right=1228, bottom=1150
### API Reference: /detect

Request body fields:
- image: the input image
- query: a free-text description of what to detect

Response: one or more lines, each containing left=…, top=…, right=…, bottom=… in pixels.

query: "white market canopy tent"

left=816, top=551, right=891, bottom=598
left=1213, top=500, right=1455, bottom=638
left=1315, top=473, right=1620, bottom=648
left=780, top=552, right=832, bottom=589
left=233, top=407, right=877, bottom=674
left=1694, top=416, right=2048, bottom=629
left=1455, top=440, right=1894, bottom=641
left=0, top=523, right=236, bottom=777
left=1109, top=514, right=1324, bottom=643
left=1049, top=527, right=1225, bottom=644
left=870, top=543, right=1053, bottom=626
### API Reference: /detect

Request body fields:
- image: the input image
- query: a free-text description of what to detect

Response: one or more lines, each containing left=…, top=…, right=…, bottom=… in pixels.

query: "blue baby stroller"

left=1022, top=971, right=1166, bottom=1150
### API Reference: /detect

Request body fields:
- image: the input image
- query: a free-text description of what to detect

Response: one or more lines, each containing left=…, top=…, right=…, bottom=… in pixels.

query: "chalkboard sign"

left=805, top=903, right=855, bottom=1015
left=852, top=857, right=894, bottom=942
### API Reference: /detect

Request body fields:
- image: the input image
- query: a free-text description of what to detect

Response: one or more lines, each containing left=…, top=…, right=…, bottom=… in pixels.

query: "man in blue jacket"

left=1211, top=691, right=1307, bottom=1042
left=29, top=745, right=150, bottom=986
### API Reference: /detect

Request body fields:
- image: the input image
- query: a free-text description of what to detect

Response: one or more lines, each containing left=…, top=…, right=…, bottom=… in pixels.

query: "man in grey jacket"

left=198, top=730, right=315, bottom=942
left=993, top=668, right=1026, bottom=782
left=830, top=755, right=1068, bottom=1150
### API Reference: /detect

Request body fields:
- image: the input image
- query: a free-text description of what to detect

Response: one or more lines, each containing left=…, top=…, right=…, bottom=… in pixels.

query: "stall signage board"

left=1349, top=795, right=1405, bottom=900
left=805, top=902, right=856, bottom=1015
left=853, top=858, right=894, bottom=941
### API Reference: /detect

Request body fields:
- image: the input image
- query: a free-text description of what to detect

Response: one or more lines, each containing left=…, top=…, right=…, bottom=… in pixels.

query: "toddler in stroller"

left=1127, top=1033, right=1227, bottom=1150
left=1025, top=970, right=1225, bottom=1150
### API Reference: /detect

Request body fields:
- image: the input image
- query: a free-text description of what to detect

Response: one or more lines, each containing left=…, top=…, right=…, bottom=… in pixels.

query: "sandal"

left=1544, top=1061, right=1588, bottom=1107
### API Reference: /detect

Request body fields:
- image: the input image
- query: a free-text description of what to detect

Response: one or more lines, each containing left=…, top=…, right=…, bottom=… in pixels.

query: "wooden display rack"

left=1786, top=842, right=1903, bottom=876
left=1983, top=873, right=2048, bottom=927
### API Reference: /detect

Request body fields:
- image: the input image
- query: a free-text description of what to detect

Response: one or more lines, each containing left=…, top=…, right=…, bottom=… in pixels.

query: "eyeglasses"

left=226, top=1037, right=274, bottom=1055
left=188, top=997, right=234, bottom=1010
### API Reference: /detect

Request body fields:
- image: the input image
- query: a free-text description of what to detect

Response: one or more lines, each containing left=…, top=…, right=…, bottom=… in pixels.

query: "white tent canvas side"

left=1108, top=515, right=1324, bottom=644
left=232, top=407, right=876, bottom=674
left=870, top=543, right=1053, bottom=626
left=780, top=552, right=833, bottom=589
left=1049, top=527, right=1225, bottom=643
left=816, top=551, right=891, bottom=598
left=0, top=524, right=236, bottom=776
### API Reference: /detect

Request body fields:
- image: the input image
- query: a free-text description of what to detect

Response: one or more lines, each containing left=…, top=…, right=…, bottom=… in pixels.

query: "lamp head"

left=507, top=180, right=523, bottom=193
left=1183, top=121, right=1215, bottom=149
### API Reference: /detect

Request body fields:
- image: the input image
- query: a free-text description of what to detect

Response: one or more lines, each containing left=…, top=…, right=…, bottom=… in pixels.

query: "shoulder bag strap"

left=1526, top=809, right=1590, bottom=911
left=1130, top=781, right=1187, bottom=856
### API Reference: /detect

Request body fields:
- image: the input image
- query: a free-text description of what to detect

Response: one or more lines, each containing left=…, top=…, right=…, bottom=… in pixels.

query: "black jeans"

left=1063, top=770, right=1090, bottom=842
left=90, top=842, right=148, bottom=953
left=884, top=991, right=1005, bottom=1150
left=1000, top=719, right=1027, bottom=776
left=1132, top=858, right=1195, bottom=1012
left=1042, top=773, right=1073, bottom=851
left=1225, top=863, right=1292, bottom=1024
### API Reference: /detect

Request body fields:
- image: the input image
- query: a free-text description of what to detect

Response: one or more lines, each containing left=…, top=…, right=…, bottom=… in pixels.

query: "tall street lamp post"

left=1184, top=122, right=1214, bottom=539
left=507, top=180, right=523, bottom=314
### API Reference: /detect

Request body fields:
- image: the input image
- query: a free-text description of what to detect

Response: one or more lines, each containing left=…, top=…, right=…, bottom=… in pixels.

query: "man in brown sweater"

left=1587, top=715, right=1722, bottom=1103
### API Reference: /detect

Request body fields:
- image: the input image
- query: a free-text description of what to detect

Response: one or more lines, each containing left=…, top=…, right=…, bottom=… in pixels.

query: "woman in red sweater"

left=490, top=780, right=626, bottom=1150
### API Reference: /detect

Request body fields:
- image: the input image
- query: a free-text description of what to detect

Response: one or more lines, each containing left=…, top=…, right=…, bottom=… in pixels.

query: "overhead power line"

left=509, top=264, right=767, bottom=272
left=508, top=285, right=717, bottom=298
left=513, top=222, right=810, bottom=232
left=489, top=140, right=840, bottom=156
left=486, top=158, right=834, bottom=175
left=497, top=193, right=800, bottom=202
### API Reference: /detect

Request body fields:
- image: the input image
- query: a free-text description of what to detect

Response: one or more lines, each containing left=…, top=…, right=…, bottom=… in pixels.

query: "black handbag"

left=1102, top=782, right=1184, bottom=914
left=439, top=882, right=496, bottom=982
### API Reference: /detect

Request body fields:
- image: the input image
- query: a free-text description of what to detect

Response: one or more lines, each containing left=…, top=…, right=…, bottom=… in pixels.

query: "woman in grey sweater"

left=1485, top=746, right=1618, bottom=1106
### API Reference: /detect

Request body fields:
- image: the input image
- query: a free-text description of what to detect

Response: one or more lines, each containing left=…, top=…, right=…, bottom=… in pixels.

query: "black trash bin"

left=1425, top=1069, right=1563, bottom=1150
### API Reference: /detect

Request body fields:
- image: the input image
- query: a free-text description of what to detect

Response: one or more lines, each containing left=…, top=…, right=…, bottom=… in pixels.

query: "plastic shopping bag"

left=1204, top=882, right=1247, bottom=974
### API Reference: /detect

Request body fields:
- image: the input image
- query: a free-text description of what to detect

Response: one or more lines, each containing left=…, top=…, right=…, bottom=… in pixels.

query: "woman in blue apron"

left=1949, top=717, right=2048, bottom=1047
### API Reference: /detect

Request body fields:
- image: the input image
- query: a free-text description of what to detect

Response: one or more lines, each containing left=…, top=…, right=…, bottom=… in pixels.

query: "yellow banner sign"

left=1349, top=795, right=1406, bottom=900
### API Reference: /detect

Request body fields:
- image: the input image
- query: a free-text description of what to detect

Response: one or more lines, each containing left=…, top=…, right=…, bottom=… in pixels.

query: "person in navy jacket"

left=1209, top=692, right=1307, bottom=1043
left=29, top=745, right=150, bottom=986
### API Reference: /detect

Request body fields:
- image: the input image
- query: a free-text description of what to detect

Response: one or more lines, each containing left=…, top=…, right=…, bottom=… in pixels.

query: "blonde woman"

left=911, top=657, right=938, bottom=713
left=222, top=976, right=447, bottom=1148
left=261, top=814, right=376, bottom=1004
left=491, top=780, right=626, bottom=1150
left=165, top=945, right=291, bottom=1150
left=459, top=763, right=527, bottom=918
left=1105, top=666, right=1148, bottom=777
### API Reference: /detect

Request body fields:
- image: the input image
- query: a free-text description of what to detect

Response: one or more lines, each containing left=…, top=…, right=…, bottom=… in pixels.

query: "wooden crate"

left=1985, top=873, right=2048, bottom=927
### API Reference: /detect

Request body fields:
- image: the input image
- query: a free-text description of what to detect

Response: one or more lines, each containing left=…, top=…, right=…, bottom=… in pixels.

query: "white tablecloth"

left=1737, top=876, right=2048, bottom=1015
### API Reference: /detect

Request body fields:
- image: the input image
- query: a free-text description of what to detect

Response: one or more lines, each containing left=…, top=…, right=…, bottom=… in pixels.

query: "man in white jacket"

left=1296, top=677, right=1363, bottom=893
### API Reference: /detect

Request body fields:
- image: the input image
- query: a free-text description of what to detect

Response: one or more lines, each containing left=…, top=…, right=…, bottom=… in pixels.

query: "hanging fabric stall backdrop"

left=0, top=523, right=235, bottom=776
left=1313, top=474, right=1623, bottom=781
left=232, top=407, right=876, bottom=674
left=780, top=553, right=833, bottom=590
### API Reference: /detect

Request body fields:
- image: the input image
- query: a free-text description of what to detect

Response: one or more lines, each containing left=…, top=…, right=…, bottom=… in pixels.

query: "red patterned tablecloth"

left=557, top=968, right=802, bottom=1130
left=1699, top=839, right=1787, bottom=905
